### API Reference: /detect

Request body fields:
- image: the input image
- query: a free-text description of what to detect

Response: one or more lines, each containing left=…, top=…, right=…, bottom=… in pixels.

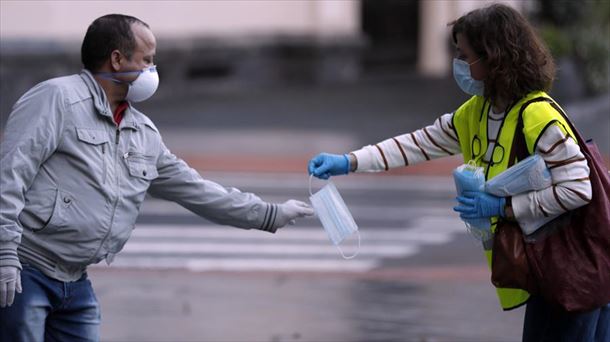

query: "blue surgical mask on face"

left=453, top=58, right=484, bottom=96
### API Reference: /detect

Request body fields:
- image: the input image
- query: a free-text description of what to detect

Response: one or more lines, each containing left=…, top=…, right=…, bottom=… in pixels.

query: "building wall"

left=0, top=1, right=365, bottom=119
left=1, top=0, right=526, bottom=77
left=0, top=0, right=360, bottom=41
left=417, top=0, right=526, bottom=77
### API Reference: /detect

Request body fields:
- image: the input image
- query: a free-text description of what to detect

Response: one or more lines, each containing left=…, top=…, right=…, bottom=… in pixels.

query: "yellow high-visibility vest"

left=452, top=90, right=575, bottom=310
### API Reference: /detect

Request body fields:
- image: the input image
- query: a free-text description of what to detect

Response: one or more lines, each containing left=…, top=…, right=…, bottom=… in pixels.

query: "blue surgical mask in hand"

left=309, top=175, right=360, bottom=259
left=453, top=162, right=491, bottom=240
left=485, top=154, right=552, bottom=197
left=453, top=162, right=485, bottom=196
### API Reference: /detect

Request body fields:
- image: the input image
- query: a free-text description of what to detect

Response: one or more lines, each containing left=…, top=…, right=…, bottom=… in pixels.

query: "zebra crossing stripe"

left=94, top=216, right=466, bottom=272
left=121, top=242, right=418, bottom=257
left=94, top=257, right=379, bottom=272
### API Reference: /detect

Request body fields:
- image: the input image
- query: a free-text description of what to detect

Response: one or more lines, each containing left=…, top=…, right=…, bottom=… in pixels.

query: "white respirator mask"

left=96, top=65, right=159, bottom=103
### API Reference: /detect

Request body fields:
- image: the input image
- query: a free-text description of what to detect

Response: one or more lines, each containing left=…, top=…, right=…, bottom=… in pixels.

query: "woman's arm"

left=351, top=113, right=461, bottom=172
left=512, top=124, right=592, bottom=225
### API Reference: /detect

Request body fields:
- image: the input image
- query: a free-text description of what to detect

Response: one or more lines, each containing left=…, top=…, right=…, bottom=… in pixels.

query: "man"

left=0, top=14, right=313, bottom=341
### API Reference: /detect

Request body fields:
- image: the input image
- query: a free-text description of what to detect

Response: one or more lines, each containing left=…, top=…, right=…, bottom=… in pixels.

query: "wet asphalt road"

left=90, top=173, right=525, bottom=342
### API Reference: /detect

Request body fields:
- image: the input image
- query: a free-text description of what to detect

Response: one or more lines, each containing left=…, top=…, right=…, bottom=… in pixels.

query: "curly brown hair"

left=450, top=4, right=555, bottom=105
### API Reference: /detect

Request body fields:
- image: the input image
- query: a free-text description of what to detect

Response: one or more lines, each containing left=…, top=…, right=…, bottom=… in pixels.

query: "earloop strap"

left=308, top=173, right=316, bottom=196
left=95, top=74, right=126, bottom=84
left=336, top=230, right=361, bottom=260
left=95, top=66, right=156, bottom=84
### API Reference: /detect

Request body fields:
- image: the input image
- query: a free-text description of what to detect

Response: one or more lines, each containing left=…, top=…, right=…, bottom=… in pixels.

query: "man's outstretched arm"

left=148, top=139, right=312, bottom=233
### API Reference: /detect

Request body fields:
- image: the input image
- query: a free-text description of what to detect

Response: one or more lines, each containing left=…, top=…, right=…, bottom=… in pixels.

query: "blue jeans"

left=523, top=295, right=609, bottom=342
left=0, top=265, right=100, bottom=342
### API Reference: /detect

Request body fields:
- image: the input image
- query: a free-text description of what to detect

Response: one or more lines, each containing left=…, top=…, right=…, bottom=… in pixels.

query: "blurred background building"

left=0, top=1, right=608, bottom=341
left=0, top=0, right=532, bottom=115
left=2, top=0, right=607, bottom=154
left=2, top=0, right=608, bottom=117
left=2, top=0, right=607, bottom=118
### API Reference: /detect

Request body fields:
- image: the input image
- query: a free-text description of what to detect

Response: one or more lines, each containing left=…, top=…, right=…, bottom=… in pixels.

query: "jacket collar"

left=80, top=69, right=112, bottom=118
left=80, top=69, right=140, bottom=130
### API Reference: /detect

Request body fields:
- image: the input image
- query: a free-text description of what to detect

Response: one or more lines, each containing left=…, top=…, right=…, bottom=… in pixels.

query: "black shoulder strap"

left=507, top=97, right=552, bottom=168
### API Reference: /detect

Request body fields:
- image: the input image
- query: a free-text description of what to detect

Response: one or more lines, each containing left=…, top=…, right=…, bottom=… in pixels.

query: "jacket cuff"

left=0, top=241, right=22, bottom=269
left=258, top=203, right=278, bottom=234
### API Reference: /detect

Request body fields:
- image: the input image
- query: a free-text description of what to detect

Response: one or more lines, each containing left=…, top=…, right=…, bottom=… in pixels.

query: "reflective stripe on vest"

left=452, top=91, right=575, bottom=310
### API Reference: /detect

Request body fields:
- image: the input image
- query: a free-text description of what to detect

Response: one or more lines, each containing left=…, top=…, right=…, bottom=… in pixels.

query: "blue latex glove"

left=453, top=190, right=506, bottom=220
left=308, top=153, right=349, bottom=180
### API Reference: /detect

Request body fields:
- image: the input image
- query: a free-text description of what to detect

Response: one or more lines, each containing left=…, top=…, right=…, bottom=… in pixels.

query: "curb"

left=179, top=152, right=610, bottom=175
left=180, top=153, right=465, bottom=175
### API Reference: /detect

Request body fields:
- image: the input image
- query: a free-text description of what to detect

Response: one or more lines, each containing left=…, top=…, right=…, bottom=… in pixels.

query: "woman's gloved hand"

left=308, top=153, right=349, bottom=180
left=454, top=190, right=506, bottom=219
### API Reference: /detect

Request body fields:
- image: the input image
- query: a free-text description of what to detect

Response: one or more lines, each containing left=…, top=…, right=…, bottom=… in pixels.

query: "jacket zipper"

left=90, top=127, right=122, bottom=264
left=102, top=143, right=107, bottom=184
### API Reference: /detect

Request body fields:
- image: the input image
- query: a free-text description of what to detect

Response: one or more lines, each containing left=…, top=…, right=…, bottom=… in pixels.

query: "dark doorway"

left=361, top=0, right=419, bottom=75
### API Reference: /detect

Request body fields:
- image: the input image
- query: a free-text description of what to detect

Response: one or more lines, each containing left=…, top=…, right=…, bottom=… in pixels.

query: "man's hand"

left=308, top=153, right=349, bottom=180
left=453, top=190, right=506, bottom=220
left=0, top=265, right=22, bottom=308
left=274, top=200, right=315, bottom=228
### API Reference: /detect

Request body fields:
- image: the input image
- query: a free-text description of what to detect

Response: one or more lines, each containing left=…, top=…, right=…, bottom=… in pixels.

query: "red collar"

left=113, top=102, right=129, bottom=126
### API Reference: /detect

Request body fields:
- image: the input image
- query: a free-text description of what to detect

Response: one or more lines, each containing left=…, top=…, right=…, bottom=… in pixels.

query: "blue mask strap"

left=95, top=69, right=143, bottom=84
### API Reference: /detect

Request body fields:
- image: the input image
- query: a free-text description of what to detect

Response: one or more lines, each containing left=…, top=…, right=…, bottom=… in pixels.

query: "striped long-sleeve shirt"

left=350, top=112, right=592, bottom=228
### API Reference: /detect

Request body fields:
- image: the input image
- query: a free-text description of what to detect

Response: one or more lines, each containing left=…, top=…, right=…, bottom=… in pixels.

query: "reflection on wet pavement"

left=93, top=270, right=523, bottom=342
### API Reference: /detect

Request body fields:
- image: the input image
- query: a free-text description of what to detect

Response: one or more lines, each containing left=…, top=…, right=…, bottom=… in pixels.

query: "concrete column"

left=312, top=0, right=360, bottom=37
left=417, top=0, right=453, bottom=77
left=417, top=0, right=527, bottom=78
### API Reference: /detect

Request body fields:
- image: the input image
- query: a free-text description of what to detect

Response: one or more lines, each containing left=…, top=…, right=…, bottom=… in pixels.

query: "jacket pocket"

left=127, top=161, right=158, bottom=180
left=39, top=190, right=73, bottom=233
left=123, top=153, right=158, bottom=205
left=18, top=189, right=59, bottom=231
left=76, top=128, right=109, bottom=145
left=76, top=128, right=109, bottom=183
left=18, top=188, right=73, bottom=233
left=126, top=153, right=158, bottom=181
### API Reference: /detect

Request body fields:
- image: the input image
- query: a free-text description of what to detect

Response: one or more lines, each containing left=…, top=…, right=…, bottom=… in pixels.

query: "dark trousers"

left=0, top=265, right=100, bottom=342
left=523, top=295, right=609, bottom=342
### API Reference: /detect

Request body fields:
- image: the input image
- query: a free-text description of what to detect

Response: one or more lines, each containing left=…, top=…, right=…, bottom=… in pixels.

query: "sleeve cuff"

left=351, top=147, right=374, bottom=172
left=0, top=242, right=22, bottom=269
left=512, top=192, right=557, bottom=235
left=258, top=203, right=278, bottom=234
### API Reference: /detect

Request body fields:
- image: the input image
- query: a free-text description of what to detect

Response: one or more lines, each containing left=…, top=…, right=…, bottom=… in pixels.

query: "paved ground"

left=91, top=266, right=525, bottom=342
left=89, top=172, right=525, bottom=342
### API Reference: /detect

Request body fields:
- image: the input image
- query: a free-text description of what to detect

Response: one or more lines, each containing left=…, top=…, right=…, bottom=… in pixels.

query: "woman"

left=308, top=4, right=608, bottom=341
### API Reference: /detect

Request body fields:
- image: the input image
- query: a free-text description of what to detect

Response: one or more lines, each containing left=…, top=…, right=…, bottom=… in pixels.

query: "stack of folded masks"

left=485, top=154, right=551, bottom=197
left=486, top=154, right=555, bottom=235
left=453, top=163, right=491, bottom=238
